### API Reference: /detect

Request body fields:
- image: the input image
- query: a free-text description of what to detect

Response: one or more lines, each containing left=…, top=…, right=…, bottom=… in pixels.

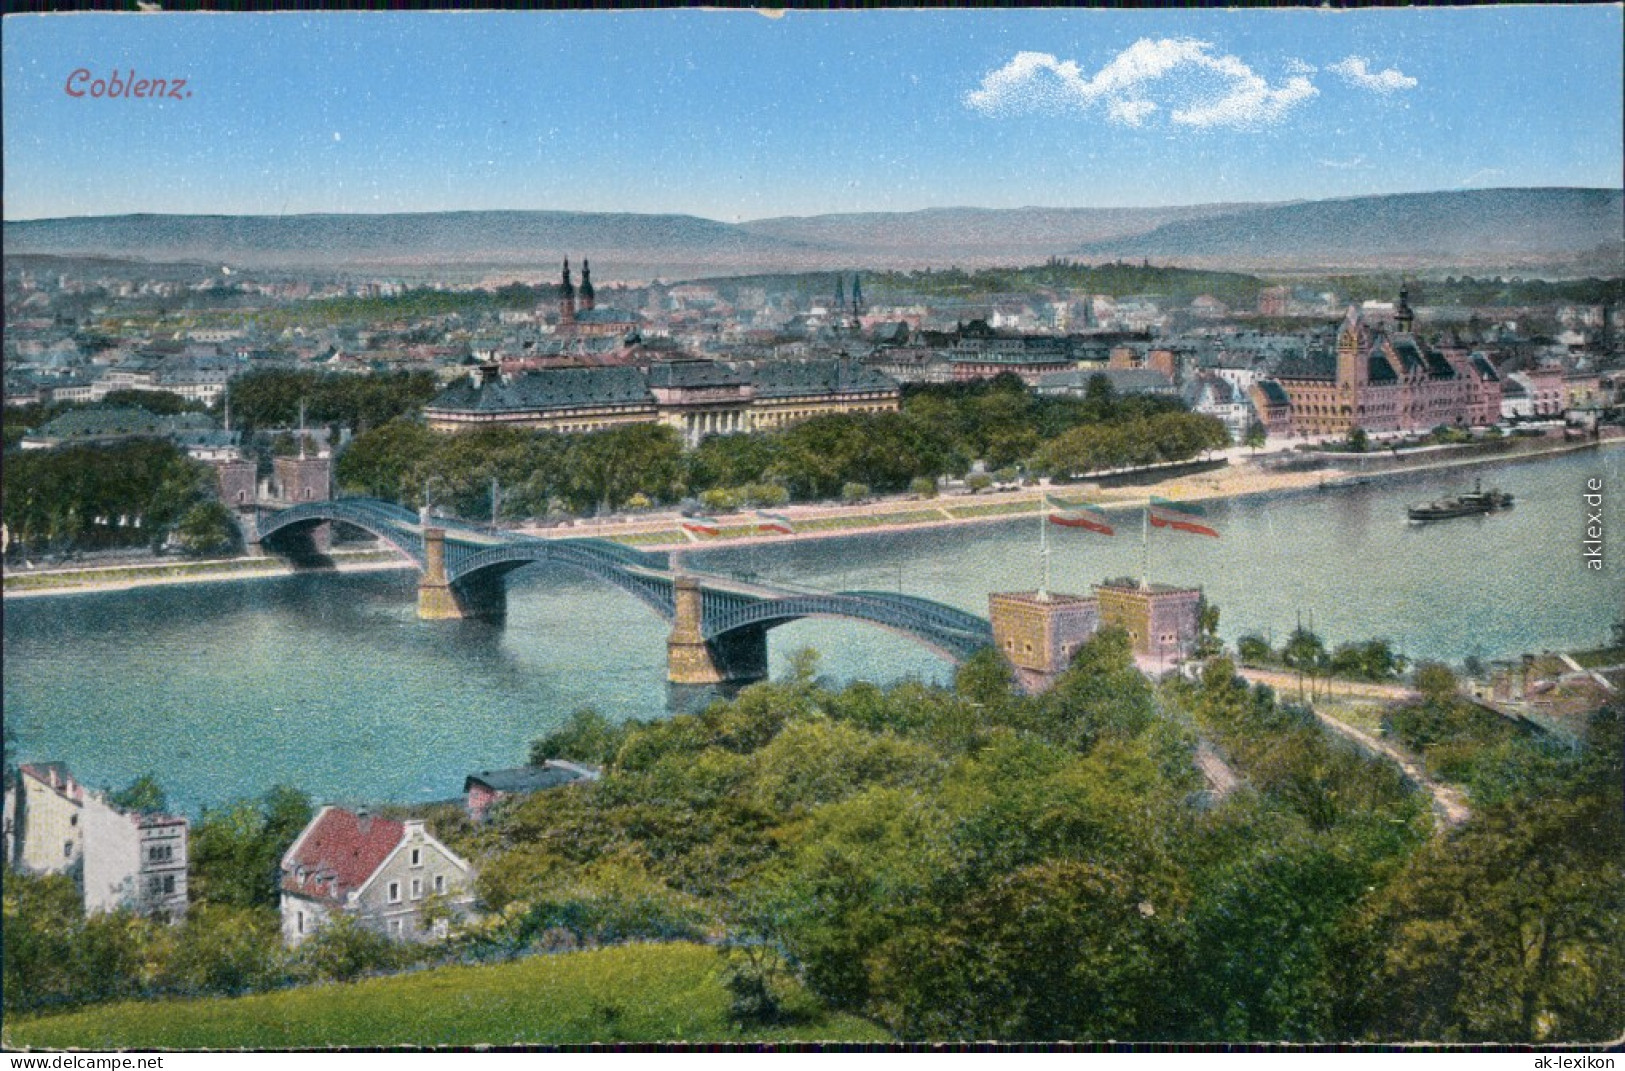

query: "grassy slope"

left=4, top=942, right=889, bottom=1050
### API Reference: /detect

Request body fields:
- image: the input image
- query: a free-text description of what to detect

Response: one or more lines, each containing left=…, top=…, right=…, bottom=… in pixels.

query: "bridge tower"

left=272, top=454, right=333, bottom=552
left=667, top=576, right=768, bottom=686
left=989, top=591, right=1100, bottom=693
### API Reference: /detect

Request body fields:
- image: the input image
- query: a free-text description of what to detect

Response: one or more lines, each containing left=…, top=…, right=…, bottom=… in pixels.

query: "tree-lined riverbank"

left=5, top=434, right=1614, bottom=597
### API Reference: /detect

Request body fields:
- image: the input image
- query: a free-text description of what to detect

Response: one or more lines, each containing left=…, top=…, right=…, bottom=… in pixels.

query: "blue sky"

left=3, top=7, right=1620, bottom=221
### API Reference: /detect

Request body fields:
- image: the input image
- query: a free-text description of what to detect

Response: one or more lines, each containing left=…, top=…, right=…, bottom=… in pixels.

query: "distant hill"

left=0, top=211, right=822, bottom=279
left=6, top=189, right=1620, bottom=279
left=1073, top=188, right=1624, bottom=274
left=735, top=204, right=1261, bottom=261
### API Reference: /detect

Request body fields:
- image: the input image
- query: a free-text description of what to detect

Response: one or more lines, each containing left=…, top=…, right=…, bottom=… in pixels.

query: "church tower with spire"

left=850, top=274, right=864, bottom=319
left=579, top=259, right=596, bottom=312
left=559, top=259, right=577, bottom=326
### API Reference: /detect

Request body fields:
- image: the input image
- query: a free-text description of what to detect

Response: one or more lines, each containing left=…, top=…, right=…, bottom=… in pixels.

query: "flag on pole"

left=755, top=511, right=794, bottom=534
left=1046, top=496, right=1115, bottom=536
left=1148, top=496, right=1219, bottom=538
left=681, top=516, right=721, bottom=536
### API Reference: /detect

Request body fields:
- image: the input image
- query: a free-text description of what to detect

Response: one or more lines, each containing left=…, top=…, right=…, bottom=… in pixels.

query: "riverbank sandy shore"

left=6, top=435, right=1614, bottom=598
left=2, top=550, right=415, bottom=599
left=539, top=435, right=1617, bottom=554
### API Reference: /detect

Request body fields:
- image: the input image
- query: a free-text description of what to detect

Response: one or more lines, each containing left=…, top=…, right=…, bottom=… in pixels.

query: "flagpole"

left=1039, top=491, right=1051, bottom=601
left=1141, top=501, right=1150, bottom=591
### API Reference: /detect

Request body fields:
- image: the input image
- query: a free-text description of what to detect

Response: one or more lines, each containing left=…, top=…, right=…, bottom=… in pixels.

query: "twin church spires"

left=558, top=258, right=596, bottom=326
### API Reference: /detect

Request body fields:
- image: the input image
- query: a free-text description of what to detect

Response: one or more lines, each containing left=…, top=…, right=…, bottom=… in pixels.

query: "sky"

left=3, top=6, right=1621, bottom=221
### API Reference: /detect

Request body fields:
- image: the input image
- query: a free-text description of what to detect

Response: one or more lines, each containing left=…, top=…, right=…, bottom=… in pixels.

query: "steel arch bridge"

left=253, top=497, right=994, bottom=683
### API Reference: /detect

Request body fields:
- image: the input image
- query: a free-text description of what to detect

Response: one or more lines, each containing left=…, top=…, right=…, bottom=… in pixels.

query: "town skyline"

left=3, top=6, right=1622, bottom=222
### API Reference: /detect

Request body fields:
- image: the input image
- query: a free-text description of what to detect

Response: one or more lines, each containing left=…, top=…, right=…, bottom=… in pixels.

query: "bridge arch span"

left=447, top=542, right=676, bottom=621
left=256, top=500, right=427, bottom=566
left=703, top=592, right=993, bottom=664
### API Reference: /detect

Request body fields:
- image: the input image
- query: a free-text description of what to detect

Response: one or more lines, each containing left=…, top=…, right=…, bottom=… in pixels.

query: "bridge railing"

left=702, top=591, right=993, bottom=661
left=257, top=499, right=428, bottom=566
left=446, top=540, right=678, bottom=620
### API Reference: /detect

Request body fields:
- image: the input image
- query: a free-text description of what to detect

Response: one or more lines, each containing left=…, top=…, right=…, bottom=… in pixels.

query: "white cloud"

left=1318, top=155, right=1368, bottom=170
left=966, top=38, right=1320, bottom=130
left=1328, top=56, right=1418, bottom=93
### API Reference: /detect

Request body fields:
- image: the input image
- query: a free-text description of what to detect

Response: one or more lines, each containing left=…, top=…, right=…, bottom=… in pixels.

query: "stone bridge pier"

left=667, top=576, right=768, bottom=686
left=417, top=528, right=507, bottom=622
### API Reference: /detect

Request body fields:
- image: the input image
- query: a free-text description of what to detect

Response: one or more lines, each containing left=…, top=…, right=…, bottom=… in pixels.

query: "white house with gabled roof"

left=278, top=806, right=477, bottom=947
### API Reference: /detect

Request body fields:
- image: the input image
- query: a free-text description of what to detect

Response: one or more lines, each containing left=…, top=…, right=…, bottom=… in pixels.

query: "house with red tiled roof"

left=278, top=806, right=476, bottom=947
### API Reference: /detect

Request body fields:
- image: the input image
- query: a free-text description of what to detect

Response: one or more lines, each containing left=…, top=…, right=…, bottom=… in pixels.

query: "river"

left=4, top=446, right=1619, bottom=814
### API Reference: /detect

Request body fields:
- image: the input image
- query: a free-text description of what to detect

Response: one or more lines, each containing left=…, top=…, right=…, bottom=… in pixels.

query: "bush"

left=840, top=482, right=870, bottom=504
left=720, top=943, right=796, bottom=1027
left=1236, top=634, right=1274, bottom=665
left=699, top=488, right=739, bottom=513
left=292, top=914, right=408, bottom=984
left=966, top=472, right=994, bottom=493
left=741, top=482, right=789, bottom=508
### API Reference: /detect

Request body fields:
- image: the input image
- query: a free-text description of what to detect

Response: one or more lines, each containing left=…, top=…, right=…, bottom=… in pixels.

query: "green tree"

left=109, top=773, right=168, bottom=814
left=189, top=786, right=314, bottom=909
left=1195, top=597, right=1222, bottom=657
left=1414, top=661, right=1459, bottom=704
left=1341, top=732, right=1624, bottom=1043
left=1329, top=639, right=1406, bottom=681
left=165, top=904, right=286, bottom=997
left=173, top=501, right=239, bottom=557
left=291, top=913, right=405, bottom=984
left=530, top=708, right=631, bottom=767
left=333, top=419, right=438, bottom=503
left=3, top=870, right=86, bottom=1013
left=1236, top=633, right=1274, bottom=665
left=566, top=423, right=684, bottom=512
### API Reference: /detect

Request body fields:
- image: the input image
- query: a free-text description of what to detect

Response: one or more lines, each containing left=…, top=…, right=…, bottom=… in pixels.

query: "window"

left=296, top=911, right=305, bottom=935
left=387, top=881, right=401, bottom=903
left=434, top=875, right=446, bottom=895
left=389, top=919, right=402, bottom=936
left=163, top=875, right=176, bottom=895
left=411, top=878, right=423, bottom=901
left=410, top=848, right=422, bottom=868
left=64, top=840, right=74, bottom=858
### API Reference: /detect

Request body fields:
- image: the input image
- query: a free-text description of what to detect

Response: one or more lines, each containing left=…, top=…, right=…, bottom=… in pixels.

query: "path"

left=1234, top=666, right=1469, bottom=828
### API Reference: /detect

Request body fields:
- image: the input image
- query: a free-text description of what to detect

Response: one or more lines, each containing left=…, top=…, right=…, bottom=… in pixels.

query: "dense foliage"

left=2, top=438, right=221, bottom=556
left=225, top=369, right=440, bottom=433
left=334, top=375, right=1227, bottom=517
left=7, top=639, right=1617, bottom=1041
left=864, top=261, right=1268, bottom=309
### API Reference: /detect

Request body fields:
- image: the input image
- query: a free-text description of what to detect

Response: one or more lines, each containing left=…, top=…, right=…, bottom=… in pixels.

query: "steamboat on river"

left=1406, top=479, right=1515, bottom=523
